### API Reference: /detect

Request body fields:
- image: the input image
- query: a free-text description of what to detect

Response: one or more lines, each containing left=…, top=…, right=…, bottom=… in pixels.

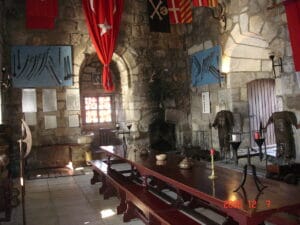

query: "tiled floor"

left=1, top=169, right=143, bottom=225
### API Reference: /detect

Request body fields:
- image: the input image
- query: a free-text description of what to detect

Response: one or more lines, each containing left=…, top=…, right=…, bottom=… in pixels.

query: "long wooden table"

left=99, top=145, right=300, bottom=225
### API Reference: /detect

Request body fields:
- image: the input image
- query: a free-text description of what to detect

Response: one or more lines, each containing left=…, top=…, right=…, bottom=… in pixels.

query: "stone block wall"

left=188, top=0, right=300, bottom=162
left=2, top=0, right=300, bottom=163
left=0, top=0, right=5, bottom=124
left=2, top=0, right=187, bottom=160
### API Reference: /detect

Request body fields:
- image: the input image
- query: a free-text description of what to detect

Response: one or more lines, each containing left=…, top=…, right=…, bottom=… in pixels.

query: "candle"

left=254, top=131, right=260, bottom=140
left=209, top=148, right=217, bottom=179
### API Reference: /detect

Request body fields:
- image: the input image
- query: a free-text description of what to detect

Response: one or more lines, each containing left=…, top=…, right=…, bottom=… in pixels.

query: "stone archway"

left=77, top=46, right=146, bottom=139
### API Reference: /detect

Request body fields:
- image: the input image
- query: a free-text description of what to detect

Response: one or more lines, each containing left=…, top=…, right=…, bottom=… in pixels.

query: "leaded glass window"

left=84, top=96, right=112, bottom=124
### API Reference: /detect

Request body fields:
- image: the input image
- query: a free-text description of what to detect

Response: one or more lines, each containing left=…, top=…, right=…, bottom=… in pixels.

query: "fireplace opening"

left=149, top=118, right=176, bottom=152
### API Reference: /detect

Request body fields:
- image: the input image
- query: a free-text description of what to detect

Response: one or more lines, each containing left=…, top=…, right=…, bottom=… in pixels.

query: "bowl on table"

left=155, top=154, right=167, bottom=161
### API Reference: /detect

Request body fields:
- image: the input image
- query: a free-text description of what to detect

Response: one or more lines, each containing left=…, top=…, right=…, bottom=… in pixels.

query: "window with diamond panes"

left=84, top=96, right=112, bottom=124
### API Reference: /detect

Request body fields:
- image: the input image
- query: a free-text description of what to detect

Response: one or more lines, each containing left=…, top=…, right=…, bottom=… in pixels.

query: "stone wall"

left=0, top=0, right=5, bottom=124
left=2, top=0, right=300, bottom=163
left=3, top=0, right=187, bottom=157
left=188, top=0, right=300, bottom=162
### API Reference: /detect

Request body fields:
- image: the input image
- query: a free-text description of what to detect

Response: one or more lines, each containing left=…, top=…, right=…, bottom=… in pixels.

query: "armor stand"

left=234, top=148, right=267, bottom=192
left=254, top=138, right=265, bottom=161
left=230, top=141, right=241, bottom=166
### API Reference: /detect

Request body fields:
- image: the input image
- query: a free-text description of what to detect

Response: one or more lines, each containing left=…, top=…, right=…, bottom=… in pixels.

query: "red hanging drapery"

left=82, top=0, right=124, bottom=91
left=26, top=0, right=58, bottom=29
left=284, top=0, right=300, bottom=71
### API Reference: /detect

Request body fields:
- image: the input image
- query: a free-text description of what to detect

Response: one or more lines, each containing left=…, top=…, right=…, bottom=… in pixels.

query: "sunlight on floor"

left=100, top=208, right=116, bottom=218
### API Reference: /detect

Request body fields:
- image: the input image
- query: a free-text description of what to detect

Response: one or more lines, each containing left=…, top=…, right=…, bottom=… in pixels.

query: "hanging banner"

left=167, top=0, right=192, bottom=24
left=11, top=45, right=73, bottom=88
left=193, top=0, right=218, bottom=8
left=26, top=0, right=58, bottom=29
left=191, top=45, right=223, bottom=86
left=82, top=0, right=124, bottom=91
left=284, top=0, right=300, bottom=72
left=147, top=0, right=171, bottom=32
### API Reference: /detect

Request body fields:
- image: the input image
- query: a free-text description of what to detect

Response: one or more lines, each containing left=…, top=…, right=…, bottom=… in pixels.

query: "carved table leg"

left=90, top=170, right=101, bottom=185
left=99, top=175, right=107, bottom=195
left=117, top=189, right=127, bottom=214
left=103, top=181, right=116, bottom=199
left=123, top=201, right=136, bottom=222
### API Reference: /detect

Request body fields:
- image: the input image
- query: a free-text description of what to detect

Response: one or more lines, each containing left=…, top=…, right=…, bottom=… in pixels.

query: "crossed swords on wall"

left=192, top=52, right=224, bottom=86
left=12, top=48, right=72, bottom=85
left=149, top=0, right=168, bottom=21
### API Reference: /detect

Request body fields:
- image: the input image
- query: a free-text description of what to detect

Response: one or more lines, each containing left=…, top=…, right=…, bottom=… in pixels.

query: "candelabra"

left=208, top=148, right=217, bottom=179
left=234, top=147, right=267, bottom=192
left=230, top=132, right=242, bottom=166
left=253, top=130, right=265, bottom=161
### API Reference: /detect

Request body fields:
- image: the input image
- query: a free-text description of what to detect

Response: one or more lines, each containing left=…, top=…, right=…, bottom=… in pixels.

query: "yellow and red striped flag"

left=167, top=0, right=192, bottom=24
left=193, top=0, right=218, bottom=8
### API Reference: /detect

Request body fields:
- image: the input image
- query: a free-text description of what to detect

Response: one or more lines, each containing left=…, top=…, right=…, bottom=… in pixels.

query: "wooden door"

left=247, top=79, right=276, bottom=147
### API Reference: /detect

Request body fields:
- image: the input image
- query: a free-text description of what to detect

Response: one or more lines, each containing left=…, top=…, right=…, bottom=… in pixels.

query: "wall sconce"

left=211, top=3, right=227, bottom=30
left=1, top=67, right=12, bottom=89
left=269, top=52, right=283, bottom=78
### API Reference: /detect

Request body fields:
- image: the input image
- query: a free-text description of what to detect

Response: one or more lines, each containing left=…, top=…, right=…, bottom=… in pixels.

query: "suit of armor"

left=266, top=111, right=298, bottom=160
left=212, top=110, right=234, bottom=159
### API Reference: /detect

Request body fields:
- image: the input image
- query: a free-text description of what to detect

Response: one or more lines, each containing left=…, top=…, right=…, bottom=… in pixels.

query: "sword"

left=13, top=54, right=16, bottom=77
left=35, top=48, right=50, bottom=77
left=45, top=64, right=62, bottom=85
left=25, top=56, right=38, bottom=79
left=35, top=53, right=47, bottom=77
left=27, top=54, right=42, bottom=80
left=17, top=49, right=21, bottom=70
left=16, top=55, right=29, bottom=78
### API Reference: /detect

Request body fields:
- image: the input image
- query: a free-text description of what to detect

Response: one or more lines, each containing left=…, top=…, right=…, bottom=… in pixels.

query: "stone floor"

left=1, top=169, right=143, bottom=225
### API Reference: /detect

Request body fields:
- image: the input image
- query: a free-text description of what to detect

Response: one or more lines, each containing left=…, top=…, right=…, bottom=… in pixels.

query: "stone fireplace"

left=149, top=118, right=176, bottom=152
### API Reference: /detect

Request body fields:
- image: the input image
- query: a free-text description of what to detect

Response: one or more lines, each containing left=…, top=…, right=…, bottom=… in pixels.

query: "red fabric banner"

left=284, top=0, right=300, bottom=71
left=82, top=0, right=124, bottom=91
left=193, top=0, right=218, bottom=7
left=26, top=0, right=58, bottom=29
left=167, top=0, right=192, bottom=24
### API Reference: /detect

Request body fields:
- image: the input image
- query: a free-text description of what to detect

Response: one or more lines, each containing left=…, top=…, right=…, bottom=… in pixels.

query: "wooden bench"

left=90, top=160, right=203, bottom=225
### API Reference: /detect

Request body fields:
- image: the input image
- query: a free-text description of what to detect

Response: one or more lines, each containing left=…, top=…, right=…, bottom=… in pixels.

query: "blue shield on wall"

left=191, top=45, right=223, bottom=86
left=11, top=45, right=73, bottom=88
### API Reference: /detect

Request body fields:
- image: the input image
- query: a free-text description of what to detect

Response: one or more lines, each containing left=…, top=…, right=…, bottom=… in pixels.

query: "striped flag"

left=167, top=0, right=192, bottom=24
left=193, top=0, right=218, bottom=8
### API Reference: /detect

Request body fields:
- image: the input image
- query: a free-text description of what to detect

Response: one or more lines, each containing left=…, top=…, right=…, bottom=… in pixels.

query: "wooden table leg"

left=117, top=189, right=127, bottom=214
left=90, top=169, right=101, bottom=185
left=123, top=201, right=136, bottom=222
